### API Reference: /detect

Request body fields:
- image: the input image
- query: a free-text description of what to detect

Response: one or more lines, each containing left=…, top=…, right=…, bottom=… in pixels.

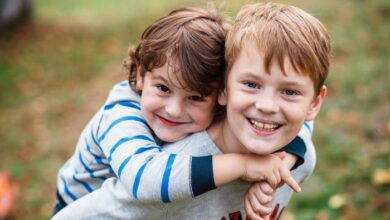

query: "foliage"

left=0, top=0, right=388, bottom=219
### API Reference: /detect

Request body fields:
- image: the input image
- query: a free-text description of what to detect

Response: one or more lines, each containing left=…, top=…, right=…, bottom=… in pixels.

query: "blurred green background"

left=0, top=0, right=389, bottom=219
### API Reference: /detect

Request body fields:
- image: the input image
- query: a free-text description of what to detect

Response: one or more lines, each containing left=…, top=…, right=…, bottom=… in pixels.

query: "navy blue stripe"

left=107, top=135, right=155, bottom=161
left=191, top=156, right=216, bottom=197
left=133, top=156, right=154, bottom=199
left=98, top=116, right=147, bottom=143
left=161, top=154, right=177, bottom=203
left=304, top=121, right=312, bottom=134
left=72, top=174, right=93, bottom=193
left=60, top=175, right=77, bottom=201
left=117, top=146, right=160, bottom=177
left=104, top=101, right=141, bottom=111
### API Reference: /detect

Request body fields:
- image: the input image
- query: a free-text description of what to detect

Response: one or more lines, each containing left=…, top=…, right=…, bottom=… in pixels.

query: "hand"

left=241, top=152, right=301, bottom=192
left=245, top=181, right=274, bottom=220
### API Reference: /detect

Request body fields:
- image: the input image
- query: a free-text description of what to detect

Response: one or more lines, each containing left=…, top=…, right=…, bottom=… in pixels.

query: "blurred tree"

left=0, top=0, right=31, bottom=29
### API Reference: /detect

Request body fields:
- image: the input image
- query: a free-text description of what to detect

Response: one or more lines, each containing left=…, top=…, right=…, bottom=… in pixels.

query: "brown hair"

left=225, top=2, right=331, bottom=95
left=123, top=7, right=229, bottom=97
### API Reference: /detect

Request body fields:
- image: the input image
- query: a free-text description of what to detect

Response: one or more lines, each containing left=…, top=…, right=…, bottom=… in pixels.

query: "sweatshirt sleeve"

left=278, top=121, right=314, bottom=170
left=96, top=83, right=215, bottom=203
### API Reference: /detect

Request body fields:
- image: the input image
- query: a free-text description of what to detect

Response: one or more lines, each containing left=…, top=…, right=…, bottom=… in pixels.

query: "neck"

left=207, top=119, right=249, bottom=154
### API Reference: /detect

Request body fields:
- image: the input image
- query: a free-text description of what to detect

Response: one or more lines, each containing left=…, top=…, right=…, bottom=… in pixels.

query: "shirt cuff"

left=278, top=136, right=306, bottom=170
left=190, top=156, right=216, bottom=197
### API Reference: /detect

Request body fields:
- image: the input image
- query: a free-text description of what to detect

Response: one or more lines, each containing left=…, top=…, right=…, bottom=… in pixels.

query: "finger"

left=254, top=189, right=273, bottom=207
left=249, top=191, right=273, bottom=216
left=259, top=193, right=275, bottom=219
left=259, top=182, right=274, bottom=195
left=253, top=184, right=273, bottom=205
left=280, top=168, right=301, bottom=192
left=284, top=176, right=301, bottom=192
left=273, top=169, right=281, bottom=188
left=261, top=214, right=271, bottom=220
left=272, top=151, right=286, bottom=160
left=267, top=174, right=278, bottom=189
left=245, top=196, right=264, bottom=220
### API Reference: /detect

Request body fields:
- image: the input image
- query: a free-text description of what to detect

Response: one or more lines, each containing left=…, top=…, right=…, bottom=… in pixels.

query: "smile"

left=248, top=119, right=281, bottom=132
left=157, top=115, right=186, bottom=127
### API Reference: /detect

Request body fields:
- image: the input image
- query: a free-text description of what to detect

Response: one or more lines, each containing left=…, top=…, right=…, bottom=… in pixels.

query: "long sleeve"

left=56, top=81, right=216, bottom=206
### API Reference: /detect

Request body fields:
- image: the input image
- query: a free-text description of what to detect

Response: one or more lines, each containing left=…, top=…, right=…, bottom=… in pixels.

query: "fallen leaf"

left=371, top=168, right=390, bottom=185
left=328, top=193, right=347, bottom=209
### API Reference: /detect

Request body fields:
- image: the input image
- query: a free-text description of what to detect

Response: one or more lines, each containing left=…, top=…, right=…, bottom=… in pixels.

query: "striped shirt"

left=56, top=81, right=310, bottom=205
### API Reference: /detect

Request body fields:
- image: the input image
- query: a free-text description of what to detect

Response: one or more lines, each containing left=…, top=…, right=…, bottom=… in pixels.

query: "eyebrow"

left=239, top=71, right=260, bottom=80
left=240, top=72, right=308, bottom=87
left=150, top=74, right=170, bottom=84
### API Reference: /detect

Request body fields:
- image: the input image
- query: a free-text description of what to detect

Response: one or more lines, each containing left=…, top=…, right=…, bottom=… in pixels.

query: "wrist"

left=284, top=153, right=298, bottom=170
left=212, top=153, right=246, bottom=186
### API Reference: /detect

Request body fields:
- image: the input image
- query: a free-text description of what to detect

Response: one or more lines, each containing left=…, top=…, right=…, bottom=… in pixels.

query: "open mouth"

left=248, top=118, right=282, bottom=132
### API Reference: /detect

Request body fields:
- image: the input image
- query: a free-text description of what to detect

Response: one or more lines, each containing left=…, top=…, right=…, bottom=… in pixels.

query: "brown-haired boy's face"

left=219, top=46, right=326, bottom=154
left=138, top=62, right=217, bottom=142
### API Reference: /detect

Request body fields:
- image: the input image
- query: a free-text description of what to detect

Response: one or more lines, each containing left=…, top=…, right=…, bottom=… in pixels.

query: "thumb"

left=272, top=151, right=286, bottom=160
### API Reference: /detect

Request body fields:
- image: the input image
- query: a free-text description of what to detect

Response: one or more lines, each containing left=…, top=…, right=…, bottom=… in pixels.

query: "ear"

left=305, top=85, right=327, bottom=121
left=217, top=88, right=227, bottom=106
left=135, top=67, right=144, bottom=91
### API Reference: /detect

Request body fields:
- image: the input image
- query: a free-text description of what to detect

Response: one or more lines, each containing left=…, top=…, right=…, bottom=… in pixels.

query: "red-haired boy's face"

left=219, top=46, right=326, bottom=154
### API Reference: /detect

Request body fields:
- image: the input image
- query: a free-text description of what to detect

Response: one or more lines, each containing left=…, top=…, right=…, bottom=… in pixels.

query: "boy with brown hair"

left=53, top=6, right=306, bottom=218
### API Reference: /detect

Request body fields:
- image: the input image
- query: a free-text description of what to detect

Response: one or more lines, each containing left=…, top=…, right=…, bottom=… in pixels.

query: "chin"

left=246, top=144, right=279, bottom=155
left=157, top=134, right=182, bottom=143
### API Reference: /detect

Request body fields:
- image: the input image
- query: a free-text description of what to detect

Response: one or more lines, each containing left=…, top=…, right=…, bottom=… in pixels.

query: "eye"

left=188, top=95, right=205, bottom=102
left=156, top=84, right=170, bottom=93
left=243, top=81, right=258, bottom=89
left=282, top=89, right=298, bottom=96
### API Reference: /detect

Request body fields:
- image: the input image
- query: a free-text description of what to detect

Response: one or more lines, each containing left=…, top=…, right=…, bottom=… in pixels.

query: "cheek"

left=229, top=87, right=252, bottom=107
left=281, top=103, right=306, bottom=124
left=191, top=104, right=215, bottom=127
left=141, top=93, right=163, bottom=115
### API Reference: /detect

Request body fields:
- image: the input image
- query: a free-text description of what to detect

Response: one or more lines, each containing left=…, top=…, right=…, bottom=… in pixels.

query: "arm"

left=213, top=152, right=301, bottom=192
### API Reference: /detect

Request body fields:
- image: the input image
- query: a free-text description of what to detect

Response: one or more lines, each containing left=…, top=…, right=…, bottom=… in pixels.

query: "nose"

left=255, top=92, right=279, bottom=114
left=165, top=98, right=184, bottom=118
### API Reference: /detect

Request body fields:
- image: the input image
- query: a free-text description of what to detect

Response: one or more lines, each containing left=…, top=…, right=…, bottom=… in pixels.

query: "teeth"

left=250, top=119, right=278, bottom=131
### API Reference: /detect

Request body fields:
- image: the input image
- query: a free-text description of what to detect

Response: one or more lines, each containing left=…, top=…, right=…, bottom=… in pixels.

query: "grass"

left=0, top=0, right=389, bottom=219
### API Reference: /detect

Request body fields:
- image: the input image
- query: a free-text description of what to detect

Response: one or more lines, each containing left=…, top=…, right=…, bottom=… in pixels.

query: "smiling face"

left=219, top=46, right=326, bottom=154
left=137, top=62, right=217, bottom=143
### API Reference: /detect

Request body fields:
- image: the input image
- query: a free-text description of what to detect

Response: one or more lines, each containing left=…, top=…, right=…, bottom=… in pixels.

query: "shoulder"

left=162, top=131, right=221, bottom=156
left=291, top=140, right=317, bottom=183
left=105, top=81, right=141, bottom=105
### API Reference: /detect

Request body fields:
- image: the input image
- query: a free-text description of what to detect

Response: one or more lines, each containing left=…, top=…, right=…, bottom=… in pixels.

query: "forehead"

left=229, top=46, right=314, bottom=85
left=149, top=62, right=203, bottom=93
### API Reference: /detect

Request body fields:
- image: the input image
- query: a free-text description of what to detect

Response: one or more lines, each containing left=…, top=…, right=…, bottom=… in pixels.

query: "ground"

left=0, top=0, right=389, bottom=219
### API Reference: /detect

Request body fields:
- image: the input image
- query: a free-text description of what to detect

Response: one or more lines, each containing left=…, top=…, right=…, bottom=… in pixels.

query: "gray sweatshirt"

left=53, top=130, right=316, bottom=220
